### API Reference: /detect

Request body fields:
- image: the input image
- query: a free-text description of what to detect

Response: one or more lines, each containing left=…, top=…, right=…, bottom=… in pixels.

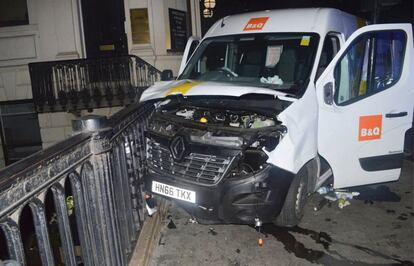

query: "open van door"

left=316, top=24, right=414, bottom=188
left=178, top=36, right=200, bottom=76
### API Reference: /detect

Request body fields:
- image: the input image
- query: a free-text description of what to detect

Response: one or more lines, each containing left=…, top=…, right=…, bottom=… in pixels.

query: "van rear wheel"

left=274, top=166, right=309, bottom=227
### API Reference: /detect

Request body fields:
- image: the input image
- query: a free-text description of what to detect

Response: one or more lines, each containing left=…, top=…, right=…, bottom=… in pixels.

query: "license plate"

left=152, top=181, right=196, bottom=203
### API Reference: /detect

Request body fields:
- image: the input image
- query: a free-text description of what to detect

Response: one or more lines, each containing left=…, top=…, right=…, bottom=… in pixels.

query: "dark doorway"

left=0, top=100, right=42, bottom=166
left=81, top=0, right=128, bottom=58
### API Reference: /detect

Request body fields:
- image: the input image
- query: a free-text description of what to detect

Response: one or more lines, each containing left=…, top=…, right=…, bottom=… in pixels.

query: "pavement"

left=148, top=160, right=414, bottom=266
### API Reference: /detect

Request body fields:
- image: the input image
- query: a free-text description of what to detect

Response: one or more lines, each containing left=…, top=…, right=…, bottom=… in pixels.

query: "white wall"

left=0, top=0, right=83, bottom=168
left=125, top=0, right=202, bottom=75
left=0, top=0, right=83, bottom=98
left=0, top=0, right=202, bottom=168
left=39, top=107, right=123, bottom=149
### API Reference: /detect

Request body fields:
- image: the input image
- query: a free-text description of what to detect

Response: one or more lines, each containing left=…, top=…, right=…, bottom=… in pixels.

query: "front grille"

left=147, top=139, right=234, bottom=185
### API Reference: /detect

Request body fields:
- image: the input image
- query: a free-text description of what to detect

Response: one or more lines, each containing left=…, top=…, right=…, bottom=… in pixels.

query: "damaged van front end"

left=140, top=8, right=414, bottom=227
left=141, top=11, right=322, bottom=225
left=142, top=85, right=313, bottom=224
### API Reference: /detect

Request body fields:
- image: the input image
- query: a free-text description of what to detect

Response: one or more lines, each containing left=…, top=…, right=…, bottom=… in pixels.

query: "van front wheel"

left=274, top=166, right=309, bottom=227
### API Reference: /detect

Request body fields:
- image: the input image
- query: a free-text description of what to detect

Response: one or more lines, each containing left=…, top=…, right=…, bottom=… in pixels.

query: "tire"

left=274, top=165, right=309, bottom=227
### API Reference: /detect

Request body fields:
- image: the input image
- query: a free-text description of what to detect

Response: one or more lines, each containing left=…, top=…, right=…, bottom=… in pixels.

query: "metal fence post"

left=72, top=115, right=124, bottom=266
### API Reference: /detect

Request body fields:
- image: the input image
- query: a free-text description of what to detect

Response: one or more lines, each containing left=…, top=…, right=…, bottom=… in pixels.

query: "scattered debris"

left=208, top=227, right=217, bottom=235
left=235, top=249, right=241, bottom=254
left=254, top=217, right=264, bottom=246
left=317, top=186, right=333, bottom=195
left=158, top=233, right=165, bottom=246
left=258, top=237, right=264, bottom=246
left=145, top=194, right=158, bottom=216
left=337, top=198, right=350, bottom=209
left=314, top=198, right=329, bottom=211
left=167, top=219, right=177, bottom=229
left=315, top=187, right=360, bottom=209
left=188, top=217, right=198, bottom=224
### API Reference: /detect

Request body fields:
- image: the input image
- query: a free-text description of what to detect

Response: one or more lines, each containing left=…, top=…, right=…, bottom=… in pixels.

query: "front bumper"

left=144, top=164, right=295, bottom=224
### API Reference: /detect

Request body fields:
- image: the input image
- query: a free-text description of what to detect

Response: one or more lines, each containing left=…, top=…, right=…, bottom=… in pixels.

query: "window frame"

left=0, top=99, right=42, bottom=166
left=315, top=32, right=341, bottom=81
left=0, top=0, right=29, bottom=28
left=333, top=30, right=407, bottom=106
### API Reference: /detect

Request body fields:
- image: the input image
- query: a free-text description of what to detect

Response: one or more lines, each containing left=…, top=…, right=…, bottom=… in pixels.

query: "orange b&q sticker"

left=243, top=17, right=269, bottom=31
left=358, top=115, right=382, bottom=141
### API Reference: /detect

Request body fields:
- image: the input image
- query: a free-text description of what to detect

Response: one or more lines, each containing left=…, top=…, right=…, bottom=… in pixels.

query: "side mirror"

left=323, top=82, right=334, bottom=105
left=161, top=69, right=174, bottom=81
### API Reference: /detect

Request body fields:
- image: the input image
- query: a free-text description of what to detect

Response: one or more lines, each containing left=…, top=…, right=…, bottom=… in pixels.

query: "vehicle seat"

left=276, top=49, right=297, bottom=83
left=238, top=50, right=262, bottom=77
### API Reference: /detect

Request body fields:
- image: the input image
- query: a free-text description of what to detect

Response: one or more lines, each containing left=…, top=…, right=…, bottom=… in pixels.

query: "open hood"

left=139, top=80, right=296, bottom=102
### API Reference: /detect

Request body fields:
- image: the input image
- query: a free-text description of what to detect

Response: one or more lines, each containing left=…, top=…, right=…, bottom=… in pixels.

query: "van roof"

left=204, top=8, right=361, bottom=39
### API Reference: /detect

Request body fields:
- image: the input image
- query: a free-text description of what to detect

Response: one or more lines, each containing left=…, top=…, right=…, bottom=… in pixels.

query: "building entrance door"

left=81, top=0, right=128, bottom=57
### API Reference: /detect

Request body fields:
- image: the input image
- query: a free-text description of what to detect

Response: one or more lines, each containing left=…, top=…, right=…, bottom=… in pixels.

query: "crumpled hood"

left=139, top=80, right=295, bottom=102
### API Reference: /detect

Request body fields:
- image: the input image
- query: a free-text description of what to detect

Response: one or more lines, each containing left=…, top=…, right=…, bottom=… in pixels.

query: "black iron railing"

left=0, top=102, right=154, bottom=265
left=29, top=56, right=161, bottom=113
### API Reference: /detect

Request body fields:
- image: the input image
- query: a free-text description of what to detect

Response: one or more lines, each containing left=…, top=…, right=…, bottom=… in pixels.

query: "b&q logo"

left=243, top=17, right=269, bottom=31
left=358, top=115, right=382, bottom=141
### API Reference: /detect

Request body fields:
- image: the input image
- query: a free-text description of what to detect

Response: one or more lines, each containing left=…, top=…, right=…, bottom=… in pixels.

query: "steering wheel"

left=199, top=67, right=238, bottom=81
left=216, top=67, right=238, bottom=78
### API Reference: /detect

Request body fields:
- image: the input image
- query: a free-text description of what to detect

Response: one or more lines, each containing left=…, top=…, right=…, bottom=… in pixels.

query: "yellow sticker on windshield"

left=165, top=81, right=201, bottom=96
left=300, top=36, right=311, bottom=46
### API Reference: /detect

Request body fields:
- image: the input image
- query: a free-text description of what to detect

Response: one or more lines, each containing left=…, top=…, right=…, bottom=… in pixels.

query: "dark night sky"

left=200, top=0, right=414, bottom=34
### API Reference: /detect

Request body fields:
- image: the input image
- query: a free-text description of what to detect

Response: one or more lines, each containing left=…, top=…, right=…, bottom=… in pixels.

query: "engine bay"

left=174, top=107, right=277, bottom=129
left=147, top=98, right=288, bottom=177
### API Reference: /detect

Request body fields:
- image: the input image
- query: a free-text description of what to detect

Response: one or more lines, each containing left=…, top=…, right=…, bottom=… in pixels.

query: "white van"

left=141, top=8, right=413, bottom=226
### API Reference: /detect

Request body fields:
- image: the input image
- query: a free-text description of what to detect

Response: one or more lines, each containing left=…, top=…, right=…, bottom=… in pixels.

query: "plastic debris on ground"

left=316, top=186, right=360, bottom=210
left=188, top=217, right=198, bottom=224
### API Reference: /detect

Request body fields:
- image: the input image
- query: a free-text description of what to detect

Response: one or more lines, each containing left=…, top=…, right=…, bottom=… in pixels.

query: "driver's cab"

left=177, top=8, right=362, bottom=97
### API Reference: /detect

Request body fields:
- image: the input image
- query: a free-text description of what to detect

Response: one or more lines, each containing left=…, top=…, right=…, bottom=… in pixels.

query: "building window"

left=0, top=101, right=42, bottom=165
left=0, top=0, right=29, bottom=27
left=130, top=8, right=150, bottom=45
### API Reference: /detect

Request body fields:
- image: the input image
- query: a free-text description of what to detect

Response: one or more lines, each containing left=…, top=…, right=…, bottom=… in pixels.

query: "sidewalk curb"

left=129, top=199, right=168, bottom=266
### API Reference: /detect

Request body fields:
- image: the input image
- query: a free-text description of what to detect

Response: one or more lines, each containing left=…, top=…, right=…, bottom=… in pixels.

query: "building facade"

left=0, top=0, right=202, bottom=167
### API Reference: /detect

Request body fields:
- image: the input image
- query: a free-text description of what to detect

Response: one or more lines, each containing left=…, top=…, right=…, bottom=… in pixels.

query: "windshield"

left=179, top=33, right=319, bottom=96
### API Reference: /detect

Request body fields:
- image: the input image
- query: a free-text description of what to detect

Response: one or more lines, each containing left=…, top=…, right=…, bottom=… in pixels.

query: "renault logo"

left=170, top=136, right=186, bottom=161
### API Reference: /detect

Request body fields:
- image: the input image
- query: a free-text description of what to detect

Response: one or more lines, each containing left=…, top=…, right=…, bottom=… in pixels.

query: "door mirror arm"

left=323, top=82, right=334, bottom=105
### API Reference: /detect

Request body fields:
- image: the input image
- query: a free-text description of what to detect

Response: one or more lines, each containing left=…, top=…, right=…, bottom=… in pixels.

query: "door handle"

left=385, top=112, right=408, bottom=118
